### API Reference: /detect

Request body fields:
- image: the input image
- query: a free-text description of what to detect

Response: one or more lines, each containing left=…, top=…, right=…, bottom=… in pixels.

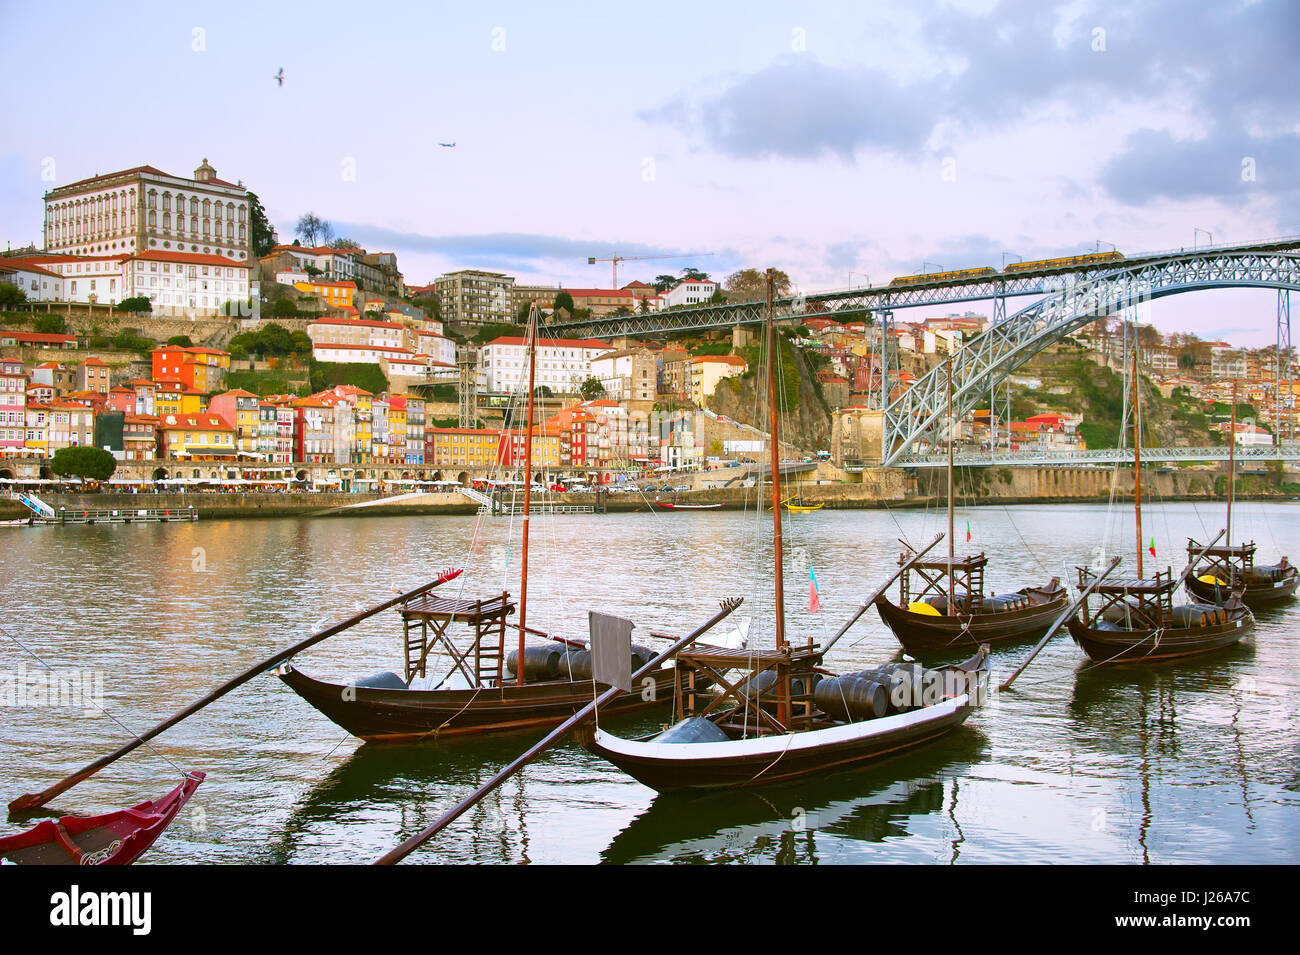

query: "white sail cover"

left=589, top=611, right=634, bottom=691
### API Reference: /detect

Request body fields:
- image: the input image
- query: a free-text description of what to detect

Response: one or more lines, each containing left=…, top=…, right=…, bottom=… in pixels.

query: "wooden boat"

left=1067, top=567, right=1254, bottom=664
left=0, top=772, right=203, bottom=865
left=1183, top=540, right=1297, bottom=607
left=874, top=362, right=1067, bottom=654
left=875, top=552, right=1068, bottom=653
left=1066, top=338, right=1254, bottom=665
left=582, top=646, right=988, bottom=792
left=580, top=270, right=990, bottom=793
left=277, top=306, right=734, bottom=742
left=1182, top=382, right=1296, bottom=608
left=785, top=500, right=823, bottom=512
left=657, top=501, right=723, bottom=510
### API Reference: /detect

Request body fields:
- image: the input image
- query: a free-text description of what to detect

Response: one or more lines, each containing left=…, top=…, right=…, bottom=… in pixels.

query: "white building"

left=44, top=159, right=252, bottom=263
left=661, top=278, right=718, bottom=308
left=0, top=260, right=64, bottom=302
left=479, top=336, right=612, bottom=394
left=590, top=348, right=658, bottom=402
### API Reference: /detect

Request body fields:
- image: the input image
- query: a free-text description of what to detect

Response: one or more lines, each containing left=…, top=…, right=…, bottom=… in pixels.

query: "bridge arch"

left=883, top=251, right=1300, bottom=465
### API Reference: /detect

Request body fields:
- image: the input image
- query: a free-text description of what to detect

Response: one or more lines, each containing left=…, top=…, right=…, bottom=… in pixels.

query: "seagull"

left=274, top=68, right=285, bottom=87
left=438, top=142, right=456, bottom=148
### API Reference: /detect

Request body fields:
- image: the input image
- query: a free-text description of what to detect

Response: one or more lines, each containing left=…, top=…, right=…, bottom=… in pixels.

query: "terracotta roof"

left=308, top=316, right=403, bottom=330
left=158, top=413, right=232, bottom=430
left=127, top=250, right=246, bottom=268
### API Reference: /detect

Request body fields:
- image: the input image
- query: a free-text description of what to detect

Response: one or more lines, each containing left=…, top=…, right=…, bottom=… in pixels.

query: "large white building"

left=661, top=277, right=718, bottom=308
left=479, top=336, right=612, bottom=394
left=44, top=159, right=252, bottom=264
left=0, top=250, right=249, bottom=315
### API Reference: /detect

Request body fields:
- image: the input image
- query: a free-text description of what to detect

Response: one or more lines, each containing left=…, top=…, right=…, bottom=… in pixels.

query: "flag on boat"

left=809, top=565, right=821, bottom=613
left=965, top=520, right=971, bottom=543
left=1149, top=536, right=1157, bottom=558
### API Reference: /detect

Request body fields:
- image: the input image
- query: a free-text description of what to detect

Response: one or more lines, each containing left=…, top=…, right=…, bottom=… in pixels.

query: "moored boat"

left=1184, top=540, right=1298, bottom=608
left=0, top=772, right=204, bottom=865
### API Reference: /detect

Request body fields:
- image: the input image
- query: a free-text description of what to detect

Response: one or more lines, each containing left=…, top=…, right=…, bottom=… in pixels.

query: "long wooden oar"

left=822, top=532, right=944, bottom=655
left=999, top=557, right=1120, bottom=691
left=9, top=567, right=465, bottom=815
left=374, top=596, right=744, bottom=865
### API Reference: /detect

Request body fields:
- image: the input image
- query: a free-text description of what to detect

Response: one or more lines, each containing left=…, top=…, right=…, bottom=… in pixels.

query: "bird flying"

left=439, top=142, right=456, bottom=148
left=274, top=68, right=285, bottom=87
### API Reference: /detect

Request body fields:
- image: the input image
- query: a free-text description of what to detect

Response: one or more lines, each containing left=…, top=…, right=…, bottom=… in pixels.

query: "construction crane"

left=586, top=252, right=714, bottom=289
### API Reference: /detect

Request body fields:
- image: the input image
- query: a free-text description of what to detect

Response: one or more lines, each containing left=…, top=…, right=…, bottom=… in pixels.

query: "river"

left=1, top=499, right=1297, bottom=864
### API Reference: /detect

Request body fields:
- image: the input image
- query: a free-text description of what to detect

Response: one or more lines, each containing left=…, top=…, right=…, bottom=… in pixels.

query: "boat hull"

left=0, top=772, right=204, bottom=865
left=583, top=696, right=976, bottom=792
left=875, top=583, right=1068, bottom=653
left=278, top=664, right=682, bottom=742
left=1066, top=609, right=1254, bottom=665
left=1183, top=568, right=1298, bottom=608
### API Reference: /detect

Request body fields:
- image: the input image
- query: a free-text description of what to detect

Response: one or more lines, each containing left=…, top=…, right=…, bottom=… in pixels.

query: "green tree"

left=580, top=377, right=606, bottom=400
left=411, top=297, right=442, bottom=321
left=34, top=314, right=67, bottom=334
left=653, top=274, right=677, bottom=293
left=680, top=267, right=709, bottom=282
left=553, top=290, right=575, bottom=313
left=116, top=296, right=152, bottom=313
left=329, top=237, right=361, bottom=249
left=0, top=284, right=27, bottom=309
left=309, top=359, right=388, bottom=395
left=247, top=192, right=278, bottom=257
left=166, top=335, right=194, bottom=347
left=270, top=298, right=297, bottom=318
left=50, top=446, right=117, bottom=482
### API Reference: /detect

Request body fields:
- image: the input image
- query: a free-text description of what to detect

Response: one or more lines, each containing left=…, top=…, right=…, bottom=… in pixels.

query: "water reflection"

left=600, top=730, right=988, bottom=864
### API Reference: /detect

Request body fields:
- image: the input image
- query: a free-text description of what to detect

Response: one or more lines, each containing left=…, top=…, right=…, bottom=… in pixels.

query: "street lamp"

left=1001, top=252, right=1023, bottom=269
left=1193, top=228, right=1213, bottom=249
left=848, top=271, right=870, bottom=288
left=921, top=261, right=942, bottom=275
left=1094, top=240, right=1117, bottom=253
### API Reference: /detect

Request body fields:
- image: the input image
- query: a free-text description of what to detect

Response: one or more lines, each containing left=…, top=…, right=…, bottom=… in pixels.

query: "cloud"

left=640, top=57, right=939, bottom=161
left=1100, top=128, right=1300, bottom=206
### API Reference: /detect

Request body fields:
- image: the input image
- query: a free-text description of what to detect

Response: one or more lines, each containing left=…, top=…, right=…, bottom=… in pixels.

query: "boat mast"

left=765, top=270, right=787, bottom=653
left=1227, top=379, right=1236, bottom=547
left=1132, top=328, right=1143, bottom=578
left=946, top=360, right=955, bottom=615
left=518, top=304, right=539, bottom=685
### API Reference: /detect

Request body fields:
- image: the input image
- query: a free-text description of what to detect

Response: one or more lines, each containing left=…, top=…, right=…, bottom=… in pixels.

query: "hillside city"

left=0, top=158, right=1296, bottom=488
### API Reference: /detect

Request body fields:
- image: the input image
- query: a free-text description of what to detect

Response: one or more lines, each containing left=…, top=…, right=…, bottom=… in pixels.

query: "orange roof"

left=127, top=251, right=245, bottom=268
left=159, top=413, right=231, bottom=430
left=309, top=316, right=403, bottom=330
left=691, top=355, right=747, bottom=366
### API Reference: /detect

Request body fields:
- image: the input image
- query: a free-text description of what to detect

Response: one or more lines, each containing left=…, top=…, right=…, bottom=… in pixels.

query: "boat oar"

left=8, top=567, right=465, bottom=815
left=999, top=557, right=1120, bottom=690
left=374, top=596, right=744, bottom=865
left=822, top=532, right=945, bottom=655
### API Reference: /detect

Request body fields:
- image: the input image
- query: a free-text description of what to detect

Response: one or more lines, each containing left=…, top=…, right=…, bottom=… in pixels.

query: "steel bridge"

left=548, top=236, right=1300, bottom=338
left=879, top=246, right=1300, bottom=465
left=879, top=444, right=1300, bottom=470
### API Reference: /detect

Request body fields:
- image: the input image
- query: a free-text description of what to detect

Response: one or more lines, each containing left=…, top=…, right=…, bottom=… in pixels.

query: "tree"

left=412, top=296, right=442, bottom=321
left=680, top=267, right=709, bottom=282
left=295, top=213, right=334, bottom=247
left=580, top=377, right=606, bottom=400
left=34, top=314, right=67, bottom=334
left=247, top=192, right=278, bottom=257
left=166, top=335, right=194, bottom=347
left=553, top=290, right=575, bottom=313
left=116, top=296, right=152, bottom=313
left=0, top=284, right=26, bottom=309
left=653, top=274, right=677, bottom=293
left=725, top=268, right=792, bottom=302
left=329, top=237, right=362, bottom=250
left=51, top=446, right=117, bottom=482
left=270, top=298, right=297, bottom=318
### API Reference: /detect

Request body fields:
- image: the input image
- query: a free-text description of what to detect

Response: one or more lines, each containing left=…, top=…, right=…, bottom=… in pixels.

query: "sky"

left=1, top=0, right=1297, bottom=346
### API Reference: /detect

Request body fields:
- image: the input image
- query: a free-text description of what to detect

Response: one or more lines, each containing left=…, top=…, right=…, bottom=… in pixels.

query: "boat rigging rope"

left=0, top=622, right=189, bottom=779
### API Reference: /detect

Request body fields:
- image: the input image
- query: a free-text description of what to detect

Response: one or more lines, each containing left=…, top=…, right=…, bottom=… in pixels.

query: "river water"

left=1, top=499, right=1297, bottom=864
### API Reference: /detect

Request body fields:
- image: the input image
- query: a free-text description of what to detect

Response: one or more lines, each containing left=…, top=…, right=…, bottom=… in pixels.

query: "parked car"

left=673, top=484, right=691, bottom=492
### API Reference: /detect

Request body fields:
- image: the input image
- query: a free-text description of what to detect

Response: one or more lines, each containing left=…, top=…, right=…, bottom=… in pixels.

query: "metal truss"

left=549, top=237, right=1300, bottom=340
left=881, top=249, right=1300, bottom=465
left=891, top=444, right=1300, bottom=468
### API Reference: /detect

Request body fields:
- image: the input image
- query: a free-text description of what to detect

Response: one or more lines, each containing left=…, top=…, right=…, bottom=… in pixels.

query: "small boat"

left=875, top=553, right=1069, bottom=653
left=1182, top=382, right=1296, bottom=608
left=1066, top=344, right=1255, bottom=665
left=582, top=271, right=989, bottom=793
left=1184, top=540, right=1297, bottom=608
left=784, top=500, right=823, bottom=512
left=1067, top=567, right=1254, bottom=664
left=874, top=360, right=1067, bottom=654
left=657, top=501, right=724, bottom=510
left=582, top=646, right=988, bottom=792
left=0, top=772, right=204, bottom=865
